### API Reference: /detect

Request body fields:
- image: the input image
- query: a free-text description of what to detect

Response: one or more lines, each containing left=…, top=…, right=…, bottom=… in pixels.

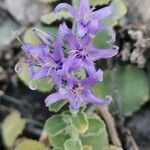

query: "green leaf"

left=93, top=30, right=112, bottom=49
left=15, top=139, right=47, bottom=150
left=64, top=138, right=82, bottom=150
left=81, top=117, right=109, bottom=150
left=72, top=112, right=89, bottom=134
left=73, top=68, right=86, bottom=80
left=101, top=0, right=127, bottom=26
left=90, top=0, right=110, bottom=6
left=45, top=115, right=67, bottom=136
left=49, top=101, right=67, bottom=112
left=18, top=63, right=54, bottom=92
left=93, top=65, right=150, bottom=116
left=0, top=19, right=19, bottom=46
left=50, top=133, right=70, bottom=149
left=2, top=111, right=26, bottom=148
left=72, top=0, right=110, bottom=7
left=41, top=10, right=72, bottom=25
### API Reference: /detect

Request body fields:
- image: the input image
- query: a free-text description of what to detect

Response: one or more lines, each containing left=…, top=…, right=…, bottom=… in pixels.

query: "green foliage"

left=18, top=63, right=54, bottom=92
left=64, top=138, right=82, bottom=150
left=93, top=30, right=112, bottom=49
left=93, top=65, right=150, bottom=116
left=72, top=0, right=110, bottom=7
left=46, top=112, right=109, bottom=150
left=41, top=10, right=72, bottom=25
left=1, top=111, right=26, bottom=148
left=45, top=115, right=67, bottom=136
left=80, top=117, right=108, bottom=150
left=72, top=112, right=89, bottom=134
left=15, top=139, right=47, bottom=150
left=0, top=19, right=19, bottom=46
left=49, top=101, right=67, bottom=112
left=101, top=0, right=127, bottom=26
left=50, top=133, right=70, bottom=149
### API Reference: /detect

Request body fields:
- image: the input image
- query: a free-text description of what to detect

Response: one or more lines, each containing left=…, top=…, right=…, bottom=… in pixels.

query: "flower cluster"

left=16, top=0, right=118, bottom=111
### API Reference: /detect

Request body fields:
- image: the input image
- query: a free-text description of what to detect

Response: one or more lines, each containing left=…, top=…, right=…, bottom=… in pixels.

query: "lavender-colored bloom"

left=55, top=0, right=114, bottom=41
left=16, top=28, right=69, bottom=89
left=45, top=70, right=112, bottom=110
left=60, top=23, right=118, bottom=75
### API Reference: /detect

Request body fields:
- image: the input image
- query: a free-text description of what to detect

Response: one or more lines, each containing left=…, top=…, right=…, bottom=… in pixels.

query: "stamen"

left=29, top=80, right=37, bottom=90
left=12, top=30, right=24, bottom=45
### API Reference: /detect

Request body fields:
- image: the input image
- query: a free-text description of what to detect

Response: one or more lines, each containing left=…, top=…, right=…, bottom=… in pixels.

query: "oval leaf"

left=2, top=111, right=26, bottom=148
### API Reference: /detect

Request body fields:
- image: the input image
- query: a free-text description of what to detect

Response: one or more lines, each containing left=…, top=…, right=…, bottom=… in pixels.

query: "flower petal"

left=89, top=47, right=118, bottom=60
left=51, top=73, right=62, bottom=88
left=55, top=3, right=77, bottom=18
left=45, top=92, right=68, bottom=107
left=32, top=67, right=50, bottom=80
left=82, top=59, right=96, bottom=75
left=92, top=6, right=113, bottom=20
left=59, top=23, right=80, bottom=50
left=81, top=69, right=103, bottom=89
left=84, top=91, right=112, bottom=105
left=79, top=0, right=90, bottom=16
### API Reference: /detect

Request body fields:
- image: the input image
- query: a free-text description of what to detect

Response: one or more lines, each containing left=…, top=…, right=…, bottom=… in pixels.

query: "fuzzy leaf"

left=93, top=65, right=150, bottom=116
left=41, top=10, right=72, bottom=25
left=49, top=101, right=67, bottom=112
left=15, top=139, right=47, bottom=150
left=45, top=115, right=67, bottom=136
left=2, top=111, right=26, bottom=148
left=50, top=133, right=70, bottom=149
left=80, top=117, right=109, bottom=150
left=72, top=112, right=89, bottom=134
left=72, top=0, right=110, bottom=7
left=101, top=0, right=127, bottom=26
left=93, top=30, right=112, bottom=49
left=64, top=138, right=82, bottom=150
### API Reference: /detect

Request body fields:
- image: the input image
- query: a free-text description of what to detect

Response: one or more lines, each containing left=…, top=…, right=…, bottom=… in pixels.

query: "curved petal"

left=81, top=69, right=103, bottom=89
left=55, top=3, right=77, bottom=18
left=53, top=37, right=64, bottom=61
left=89, top=47, right=118, bottom=60
left=45, top=92, right=68, bottom=107
left=59, top=23, right=80, bottom=50
left=51, top=73, right=62, bottom=88
left=92, top=6, right=113, bottom=20
left=79, top=0, right=90, bottom=16
left=84, top=90, right=112, bottom=105
left=82, top=59, right=96, bottom=75
left=32, top=67, right=50, bottom=80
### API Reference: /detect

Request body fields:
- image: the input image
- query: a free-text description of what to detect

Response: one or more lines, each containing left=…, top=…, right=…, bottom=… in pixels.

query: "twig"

left=97, top=106, right=122, bottom=147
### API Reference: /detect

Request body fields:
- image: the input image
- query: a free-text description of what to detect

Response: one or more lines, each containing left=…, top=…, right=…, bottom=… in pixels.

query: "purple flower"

left=60, top=23, right=118, bottom=75
left=45, top=70, right=112, bottom=111
left=55, top=0, right=114, bottom=40
left=16, top=28, right=69, bottom=89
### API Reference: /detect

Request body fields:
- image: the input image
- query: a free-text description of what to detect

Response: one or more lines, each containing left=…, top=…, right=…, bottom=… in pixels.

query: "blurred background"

left=0, top=0, right=150, bottom=150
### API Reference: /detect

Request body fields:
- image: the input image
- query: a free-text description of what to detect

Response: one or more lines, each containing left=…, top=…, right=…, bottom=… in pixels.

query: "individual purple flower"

left=60, top=23, right=118, bottom=75
left=45, top=70, right=112, bottom=111
left=15, top=28, right=68, bottom=89
left=55, top=0, right=114, bottom=41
